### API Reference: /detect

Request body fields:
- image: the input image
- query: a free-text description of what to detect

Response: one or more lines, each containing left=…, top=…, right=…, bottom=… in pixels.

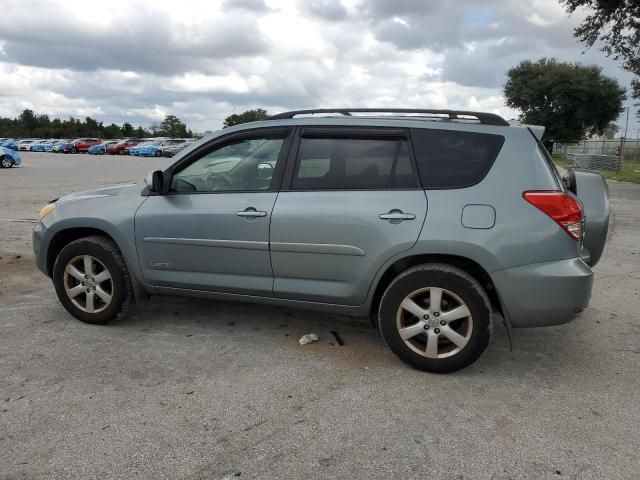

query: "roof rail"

left=268, top=108, right=510, bottom=126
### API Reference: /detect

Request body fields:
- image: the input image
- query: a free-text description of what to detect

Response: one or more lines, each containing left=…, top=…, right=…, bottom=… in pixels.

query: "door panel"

left=135, top=192, right=276, bottom=295
left=270, top=191, right=428, bottom=305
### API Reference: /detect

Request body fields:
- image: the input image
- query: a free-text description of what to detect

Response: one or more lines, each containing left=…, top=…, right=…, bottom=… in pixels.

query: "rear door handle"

left=237, top=208, right=267, bottom=218
left=379, top=211, right=416, bottom=221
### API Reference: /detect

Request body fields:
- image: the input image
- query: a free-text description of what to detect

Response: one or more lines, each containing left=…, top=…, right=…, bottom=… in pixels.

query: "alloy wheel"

left=396, top=287, right=473, bottom=359
left=63, top=255, right=113, bottom=313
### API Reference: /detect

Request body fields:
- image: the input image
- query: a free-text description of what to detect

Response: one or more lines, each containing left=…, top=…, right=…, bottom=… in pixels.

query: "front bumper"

left=492, top=257, right=593, bottom=328
left=32, top=221, right=49, bottom=276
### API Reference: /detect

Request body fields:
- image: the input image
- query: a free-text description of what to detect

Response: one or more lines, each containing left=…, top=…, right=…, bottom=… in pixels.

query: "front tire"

left=0, top=157, right=14, bottom=168
left=52, top=236, right=135, bottom=324
left=378, top=264, right=492, bottom=373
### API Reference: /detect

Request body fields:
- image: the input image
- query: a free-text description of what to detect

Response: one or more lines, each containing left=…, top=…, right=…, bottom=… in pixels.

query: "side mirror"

left=145, top=170, right=165, bottom=193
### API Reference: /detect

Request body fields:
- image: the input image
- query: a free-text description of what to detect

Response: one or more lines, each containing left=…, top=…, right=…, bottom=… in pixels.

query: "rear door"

left=270, top=127, right=427, bottom=305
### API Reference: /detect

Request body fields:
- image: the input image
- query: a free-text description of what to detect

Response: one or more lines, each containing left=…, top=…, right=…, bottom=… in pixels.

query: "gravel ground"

left=1, top=152, right=639, bottom=480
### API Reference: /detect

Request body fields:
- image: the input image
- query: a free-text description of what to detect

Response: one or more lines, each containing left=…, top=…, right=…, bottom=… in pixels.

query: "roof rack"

left=268, top=108, right=510, bottom=126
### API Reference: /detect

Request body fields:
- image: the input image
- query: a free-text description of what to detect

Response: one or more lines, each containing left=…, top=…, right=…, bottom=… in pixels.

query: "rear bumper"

left=492, top=258, right=593, bottom=328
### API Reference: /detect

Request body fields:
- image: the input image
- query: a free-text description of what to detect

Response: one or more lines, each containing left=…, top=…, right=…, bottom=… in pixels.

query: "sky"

left=0, top=0, right=638, bottom=136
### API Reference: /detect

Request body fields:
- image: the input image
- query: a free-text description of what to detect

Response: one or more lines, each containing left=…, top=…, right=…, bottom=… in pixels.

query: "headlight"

left=38, top=202, right=56, bottom=221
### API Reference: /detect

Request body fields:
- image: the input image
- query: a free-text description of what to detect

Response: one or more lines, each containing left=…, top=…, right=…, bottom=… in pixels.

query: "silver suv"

left=32, top=109, right=609, bottom=373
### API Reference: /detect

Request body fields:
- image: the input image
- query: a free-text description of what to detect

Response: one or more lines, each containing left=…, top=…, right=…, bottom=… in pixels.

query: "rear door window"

left=291, top=137, right=418, bottom=190
left=411, top=128, right=505, bottom=188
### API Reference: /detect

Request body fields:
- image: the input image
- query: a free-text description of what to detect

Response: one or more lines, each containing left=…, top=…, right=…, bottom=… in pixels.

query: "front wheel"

left=52, top=236, right=135, bottom=324
left=378, top=264, right=492, bottom=373
left=70, top=147, right=77, bottom=154
left=0, top=157, right=14, bottom=168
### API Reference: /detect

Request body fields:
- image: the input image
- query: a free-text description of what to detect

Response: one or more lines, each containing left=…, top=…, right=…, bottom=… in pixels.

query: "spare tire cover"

left=572, top=169, right=609, bottom=267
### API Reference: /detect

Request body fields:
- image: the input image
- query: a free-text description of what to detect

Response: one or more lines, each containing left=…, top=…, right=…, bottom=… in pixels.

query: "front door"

left=135, top=128, right=291, bottom=295
left=270, top=128, right=428, bottom=305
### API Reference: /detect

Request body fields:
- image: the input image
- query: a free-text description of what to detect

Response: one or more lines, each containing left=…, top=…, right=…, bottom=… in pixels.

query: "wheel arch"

left=368, top=253, right=504, bottom=325
left=46, top=226, right=147, bottom=300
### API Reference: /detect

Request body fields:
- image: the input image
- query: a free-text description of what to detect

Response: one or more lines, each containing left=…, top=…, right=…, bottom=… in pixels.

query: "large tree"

left=504, top=58, right=626, bottom=143
left=562, top=0, right=640, bottom=115
left=223, top=108, right=269, bottom=128
left=151, top=115, right=190, bottom=137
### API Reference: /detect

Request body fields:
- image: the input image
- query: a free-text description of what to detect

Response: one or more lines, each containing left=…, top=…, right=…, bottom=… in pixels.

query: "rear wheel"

left=52, top=236, right=135, bottom=324
left=0, top=157, right=14, bottom=168
left=378, top=264, right=492, bottom=373
left=154, top=150, right=162, bottom=157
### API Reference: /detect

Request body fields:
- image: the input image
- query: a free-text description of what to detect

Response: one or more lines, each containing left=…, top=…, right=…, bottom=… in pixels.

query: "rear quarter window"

left=411, top=128, right=505, bottom=189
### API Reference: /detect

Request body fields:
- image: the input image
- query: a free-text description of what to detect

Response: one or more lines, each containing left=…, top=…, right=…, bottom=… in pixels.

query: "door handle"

left=237, top=209, right=267, bottom=218
left=379, top=211, right=416, bottom=221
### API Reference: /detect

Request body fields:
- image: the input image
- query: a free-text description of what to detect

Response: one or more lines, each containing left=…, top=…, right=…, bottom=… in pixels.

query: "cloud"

left=0, top=0, right=635, bottom=134
left=300, top=0, right=348, bottom=21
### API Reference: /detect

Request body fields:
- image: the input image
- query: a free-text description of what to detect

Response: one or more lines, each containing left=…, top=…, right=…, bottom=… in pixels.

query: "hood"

left=58, top=182, right=141, bottom=203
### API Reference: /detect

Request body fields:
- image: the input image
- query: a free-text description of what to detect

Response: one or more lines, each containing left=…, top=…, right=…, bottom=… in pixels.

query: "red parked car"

left=72, top=138, right=102, bottom=153
left=107, top=138, right=143, bottom=155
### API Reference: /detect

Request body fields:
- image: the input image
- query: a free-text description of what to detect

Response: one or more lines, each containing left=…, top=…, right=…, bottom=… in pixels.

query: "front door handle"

left=237, top=208, right=267, bottom=218
left=379, top=210, right=416, bottom=221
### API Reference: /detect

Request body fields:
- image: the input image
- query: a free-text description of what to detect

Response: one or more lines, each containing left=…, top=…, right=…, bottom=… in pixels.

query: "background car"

left=0, top=146, right=21, bottom=167
left=107, top=138, right=142, bottom=155
left=45, top=139, right=69, bottom=152
left=73, top=138, right=102, bottom=153
left=88, top=140, right=119, bottom=155
left=0, top=140, right=19, bottom=150
left=18, top=139, right=37, bottom=151
left=30, top=139, right=53, bottom=152
left=53, top=140, right=76, bottom=153
left=162, top=140, right=194, bottom=157
left=129, top=140, right=156, bottom=156
left=137, top=138, right=185, bottom=157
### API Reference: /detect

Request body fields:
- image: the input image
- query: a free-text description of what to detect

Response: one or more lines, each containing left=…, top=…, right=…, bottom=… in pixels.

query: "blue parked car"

left=0, top=146, right=21, bottom=167
left=0, top=140, right=19, bottom=150
left=137, top=139, right=184, bottom=157
left=48, top=140, right=71, bottom=152
left=129, top=141, right=155, bottom=156
left=30, top=140, right=53, bottom=152
left=88, top=140, right=118, bottom=155
left=53, top=140, right=76, bottom=153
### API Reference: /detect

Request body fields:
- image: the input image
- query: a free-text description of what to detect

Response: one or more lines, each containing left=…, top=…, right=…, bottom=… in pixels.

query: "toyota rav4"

left=32, top=109, right=609, bottom=373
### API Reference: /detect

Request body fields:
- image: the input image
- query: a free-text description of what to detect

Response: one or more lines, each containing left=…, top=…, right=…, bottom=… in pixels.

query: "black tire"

left=52, top=236, right=135, bottom=325
left=71, top=147, right=77, bottom=154
left=154, top=150, right=162, bottom=157
left=0, top=156, right=13, bottom=168
left=118, top=149, right=125, bottom=155
left=378, top=263, right=492, bottom=373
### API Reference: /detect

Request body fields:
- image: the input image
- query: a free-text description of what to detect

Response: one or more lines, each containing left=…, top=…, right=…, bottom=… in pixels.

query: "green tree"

left=504, top=58, right=626, bottom=144
left=562, top=0, right=640, bottom=115
left=223, top=108, right=269, bottom=128
left=158, top=115, right=189, bottom=137
left=121, top=122, right=134, bottom=137
left=103, top=123, right=122, bottom=139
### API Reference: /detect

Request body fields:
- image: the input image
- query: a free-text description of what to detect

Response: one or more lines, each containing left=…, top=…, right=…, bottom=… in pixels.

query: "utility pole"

left=617, top=106, right=629, bottom=174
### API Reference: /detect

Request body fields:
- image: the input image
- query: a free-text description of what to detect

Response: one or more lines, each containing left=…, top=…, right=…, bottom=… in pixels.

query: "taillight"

left=523, top=191, right=582, bottom=240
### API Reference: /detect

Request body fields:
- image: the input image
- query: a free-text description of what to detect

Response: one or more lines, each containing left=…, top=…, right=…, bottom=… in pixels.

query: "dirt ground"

left=1, top=152, right=639, bottom=480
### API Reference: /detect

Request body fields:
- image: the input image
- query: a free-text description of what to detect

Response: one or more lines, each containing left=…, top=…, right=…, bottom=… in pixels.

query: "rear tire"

left=52, top=236, right=135, bottom=325
left=0, top=157, right=14, bottom=168
left=378, top=263, right=492, bottom=373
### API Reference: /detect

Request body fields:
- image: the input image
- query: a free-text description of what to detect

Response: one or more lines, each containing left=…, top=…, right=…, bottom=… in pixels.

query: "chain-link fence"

left=555, top=139, right=640, bottom=172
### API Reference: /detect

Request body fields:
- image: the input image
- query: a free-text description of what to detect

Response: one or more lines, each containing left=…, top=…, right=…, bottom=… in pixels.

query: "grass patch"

left=552, top=153, right=640, bottom=184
